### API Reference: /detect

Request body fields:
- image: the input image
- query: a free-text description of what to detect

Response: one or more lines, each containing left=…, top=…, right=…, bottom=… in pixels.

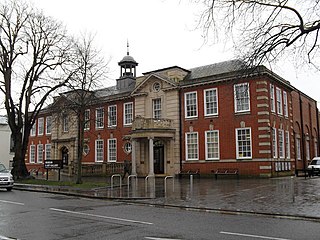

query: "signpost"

left=44, top=160, right=63, bottom=181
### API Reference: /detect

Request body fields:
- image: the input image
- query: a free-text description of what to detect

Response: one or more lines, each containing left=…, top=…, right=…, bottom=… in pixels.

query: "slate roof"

left=185, top=59, right=246, bottom=81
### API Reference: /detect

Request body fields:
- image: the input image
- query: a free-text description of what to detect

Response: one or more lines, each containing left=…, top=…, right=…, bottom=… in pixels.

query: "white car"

left=0, top=163, right=14, bottom=191
left=307, top=157, right=320, bottom=175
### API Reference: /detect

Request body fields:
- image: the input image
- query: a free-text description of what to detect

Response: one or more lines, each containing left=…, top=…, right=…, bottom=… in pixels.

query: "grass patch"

left=16, top=179, right=109, bottom=189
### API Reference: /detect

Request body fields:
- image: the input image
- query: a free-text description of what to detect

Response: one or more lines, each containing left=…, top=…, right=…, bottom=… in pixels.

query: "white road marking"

left=0, top=235, right=18, bottom=239
left=50, top=208, right=153, bottom=225
left=220, top=231, right=291, bottom=240
left=0, top=199, right=24, bottom=205
left=145, top=238, right=182, bottom=240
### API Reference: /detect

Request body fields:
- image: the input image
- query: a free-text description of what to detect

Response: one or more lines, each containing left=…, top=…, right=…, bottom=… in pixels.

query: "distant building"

left=0, top=116, right=14, bottom=168
left=25, top=50, right=319, bottom=177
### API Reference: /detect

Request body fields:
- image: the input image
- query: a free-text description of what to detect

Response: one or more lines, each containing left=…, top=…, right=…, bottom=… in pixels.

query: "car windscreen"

left=310, top=160, right=320, bottom=165
left=0, top=164, right=6, bottom=172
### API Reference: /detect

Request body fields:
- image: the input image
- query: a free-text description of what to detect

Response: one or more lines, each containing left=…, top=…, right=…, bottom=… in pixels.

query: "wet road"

left=0, top=190, right=320, bottom=239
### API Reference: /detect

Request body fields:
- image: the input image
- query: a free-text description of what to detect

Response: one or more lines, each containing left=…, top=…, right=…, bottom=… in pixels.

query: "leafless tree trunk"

left=61, top=33, right=108, bottom=184
left=0, top=0, right=73, bottom=179
left=195, top=0, right=320, bottom=68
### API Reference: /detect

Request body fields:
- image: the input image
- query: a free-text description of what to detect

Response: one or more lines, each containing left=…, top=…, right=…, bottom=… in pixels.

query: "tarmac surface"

left=14, top=174, right=320, bottom=222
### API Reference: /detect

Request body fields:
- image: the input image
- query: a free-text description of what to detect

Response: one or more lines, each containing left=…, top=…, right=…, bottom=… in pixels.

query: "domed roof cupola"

left=118, top=41, right=138, bottom=79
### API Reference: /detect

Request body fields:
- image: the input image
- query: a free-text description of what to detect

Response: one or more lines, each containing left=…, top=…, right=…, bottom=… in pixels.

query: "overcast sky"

left=31, top=0, right=320, bottom=104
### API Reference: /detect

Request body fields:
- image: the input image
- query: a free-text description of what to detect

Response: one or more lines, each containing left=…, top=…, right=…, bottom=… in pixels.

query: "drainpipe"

left=316, top=102, right=320, bottom=156
left=299, top=92, right=306, bottom=170
left=179, top=88, right=183, bottom=172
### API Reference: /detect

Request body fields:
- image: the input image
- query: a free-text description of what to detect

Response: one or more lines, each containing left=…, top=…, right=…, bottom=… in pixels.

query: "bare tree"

left=0, top=0, right=73, bottom=179
left=195, top=0, right=320, bottom=68
left=60, top=33, right=108, bottom=184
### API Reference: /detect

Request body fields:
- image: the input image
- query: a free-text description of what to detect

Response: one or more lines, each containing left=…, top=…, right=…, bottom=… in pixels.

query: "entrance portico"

left=130, top=117, right=176, bottom=176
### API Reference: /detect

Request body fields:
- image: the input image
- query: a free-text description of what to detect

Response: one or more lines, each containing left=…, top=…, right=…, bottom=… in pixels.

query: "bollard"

left=111, top=174, right=122, bottom=189
left=164, top=176, right=174, bottom=194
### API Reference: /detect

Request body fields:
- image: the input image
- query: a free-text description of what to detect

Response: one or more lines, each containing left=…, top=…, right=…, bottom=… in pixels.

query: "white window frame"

left=285, top=131, right=290, bottom=159
left=95, top=108, right=104, bottom=129
left=234, top=83, right=250, bottom=113
left=270, top=84, right=275, bottom=113
left=38, top=118, right=44, bottom=136
left=84, top=109, right=90, bottom=130
left=205, top=130, right=219, bottom=160
left=153, top=98, right=162, bottom=119
left=185, top=132, right=199, bottom=160
left=278, top=129, right=285, bottom=159
left=95, top=139, right=104, bottom=162
left=283, top=91, right=288, bottom=117
left=62, top=114, right=69, bottom=132
left=30, top=123, right=36, bottom=136
left=108, top=139, right=117, bottom=162
left=296, top=136, right=301, bottom=160
left=123, top=102, right=133, bottom=126
left=306, top=138, right=310, bottom=160
left=236, top=127, right=252, bottom=159
left=29, top=145, right=36, bottom=163
left=37, top=144, right=43, bottom=163
left=276, top=87, right=283, bottom=115
left=108, top=105, right=117, bottom=127
left=184, top=91, right=198, bottom=118
left=45, top=144, right=51, bottom=160
left=46, top=116, right=52, bottom=135
left=204, top=88, right=218, bottom=116
left=272, top=128, right=278, bottom=158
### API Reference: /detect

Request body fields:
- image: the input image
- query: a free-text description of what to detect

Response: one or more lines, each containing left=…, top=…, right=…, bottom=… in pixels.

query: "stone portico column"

left=148, top=137, right=154, bottom=176
left=131, top=140, right=137, bottom=175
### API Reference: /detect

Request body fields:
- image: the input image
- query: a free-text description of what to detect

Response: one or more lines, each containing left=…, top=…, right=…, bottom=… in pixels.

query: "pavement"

left=13, top=174, right=320, bottom=222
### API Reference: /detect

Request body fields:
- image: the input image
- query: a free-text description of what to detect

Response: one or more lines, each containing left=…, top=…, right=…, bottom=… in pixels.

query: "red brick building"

left=26, top=53, right=319, bottom=177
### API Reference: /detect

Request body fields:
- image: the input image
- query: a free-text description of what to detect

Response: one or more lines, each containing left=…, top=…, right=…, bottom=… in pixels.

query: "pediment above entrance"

left=131, top=73, right=179, bottom=96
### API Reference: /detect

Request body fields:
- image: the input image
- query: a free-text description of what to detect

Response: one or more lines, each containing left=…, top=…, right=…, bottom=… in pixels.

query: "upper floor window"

left=108, top=139, right=117, bottom=162
left=276, top=87, right=283, bottom=115
left=283, top=91, right=288, bottom=117
left=108, top=105, right=117, bottom=127
left=153, top=98, right=162, bottom=119
left=124, top=102, right=133, bottom=125
left=185, top=92, right=198, bottom=118
left=95, top=108, right=104, bottom=129
left=46, top=116, right=52, bottom=135
left=84, top=109, right=90, bottom=130
left=62, top=114, right=68, bottom=132
left=205, top=130, right=219, bottom=160
left=270, top=84, right=275, bottom=113
left=204, top=88, right=218, bottom=116
left=236, top=127, right=252, bottom=159
left=38, top=118, right=44, bottom=136
left=95, top=139, right=104, bottom=162
left=234, top=83, right=250, bottom=113
left=30, top=123, right=36, bottom=136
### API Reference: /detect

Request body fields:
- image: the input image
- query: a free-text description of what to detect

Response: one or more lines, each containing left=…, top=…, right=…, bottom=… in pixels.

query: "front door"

left=61, top=147, right=69, bottom=166
left=154, top=141, right=164, bottom=174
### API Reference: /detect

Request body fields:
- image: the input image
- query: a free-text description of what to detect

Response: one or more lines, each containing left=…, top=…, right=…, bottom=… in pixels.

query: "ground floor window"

left=296, top=136, right=301, bottom=160
left=29, top=145, right=35, bottom=163
left=205, top=130, right=219, bottom=160
left=236, top=127, right=252, bottom=159
left=278, top=129, right=284, bottom=159
left=45, top=144, right=51, bottom=160
left=37, top=144, right=43, bottom=163
left=186, top=132, right=198, bottom=160
left=108, top=139, right=117, bottom=162
left=95, top=139, right=104, bottom=162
